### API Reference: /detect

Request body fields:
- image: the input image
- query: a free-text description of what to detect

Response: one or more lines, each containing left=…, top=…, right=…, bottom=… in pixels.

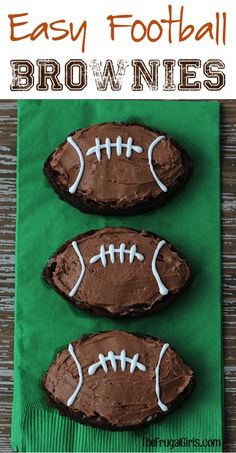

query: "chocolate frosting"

left=44, top=331, right=194, bottom=428
left=45, top=227, right=191, bottom=316
left=47, top=123, right=190, bottom=210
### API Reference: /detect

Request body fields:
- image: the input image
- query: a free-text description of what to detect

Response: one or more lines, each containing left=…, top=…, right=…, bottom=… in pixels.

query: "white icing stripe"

left=117, top=135, right=122, bottom=156
left=109, top=244, right=115, bottom=264
left=155, top=343, right=169, bottom=412
left=86, top=136, right=143, bottom=160
left=69, top=241, right=86, bottom=297
left=95, top=138, right=101, bottom=161
left=120, top=243, right=126, bottom=263
left=90, top=243, right=144, bottom=267
left=130, top=353, right=139, bottom=374
left=98, top=353, right=108, bottom=373
left=100, top=244, right=106, bottom=267
left=67, top=136, right=85, bottom=194
left=126, top=137, right=133, bottom=158
left=129, top=244, right=136, bottom=263
left=120, top=349, right=126, bottom=371
left=67, top=343, right=83, bottom=407
left=88, top=351, right=146, bottom=375
left=152, top=240, right=169, bottom=296
left=148, top=136, right=168, bottom=193
left=105, top=138, right=111, bottom=159
left=108, top=351, right=117, bottom=371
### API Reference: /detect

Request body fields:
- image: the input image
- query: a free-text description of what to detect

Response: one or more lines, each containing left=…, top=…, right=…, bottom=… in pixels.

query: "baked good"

left=44, top=122, right=191, bottom=215
left=43, top=330, right=194, bottom=430
left=43, top=227, right=191, bottom=317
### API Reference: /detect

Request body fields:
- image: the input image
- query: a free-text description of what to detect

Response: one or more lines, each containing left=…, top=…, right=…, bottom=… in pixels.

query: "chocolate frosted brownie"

left=43, top=227, right=191, bottom=317
left=44, top=122, right=191, bottom=215
left=43, top=330, right=195, bottom=430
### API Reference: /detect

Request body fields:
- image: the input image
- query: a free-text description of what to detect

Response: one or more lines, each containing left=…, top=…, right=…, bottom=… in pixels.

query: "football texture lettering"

left=43, top=227, right=191, bottom=317
left=43, top=330, right=195, bottom=430
left=44, top=122, right=191, bottom=215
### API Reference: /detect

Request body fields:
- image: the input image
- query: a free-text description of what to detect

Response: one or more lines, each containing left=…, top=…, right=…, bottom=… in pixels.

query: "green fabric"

left=12, top=100, right=222, bottom=452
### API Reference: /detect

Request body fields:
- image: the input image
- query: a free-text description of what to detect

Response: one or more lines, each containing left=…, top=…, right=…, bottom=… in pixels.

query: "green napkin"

left=12, top=100, right=222, bottom=452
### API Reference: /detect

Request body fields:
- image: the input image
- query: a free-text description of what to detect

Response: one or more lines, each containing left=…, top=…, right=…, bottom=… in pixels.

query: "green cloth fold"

left=12, top=100, right=222, bottom=452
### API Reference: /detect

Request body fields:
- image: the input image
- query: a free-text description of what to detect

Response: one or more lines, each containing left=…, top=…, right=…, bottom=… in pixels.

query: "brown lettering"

left=36, top=59, right=63, bottom=91
left=65, top=59, right=87, bottom=90
left=163, top=59, right=176, bottom=91
left=132, top=59, right=160, bottom=91
left=10, top=60, right=34, bottom=91
left=203, top=59, right=225, bottom=91
left=90, top=59, right=129, bottom=91
left=178, top=59, right=201, bottom=91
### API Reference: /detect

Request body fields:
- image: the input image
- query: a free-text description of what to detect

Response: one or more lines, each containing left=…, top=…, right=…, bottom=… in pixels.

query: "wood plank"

left=0, top=101, right=16, bottom=453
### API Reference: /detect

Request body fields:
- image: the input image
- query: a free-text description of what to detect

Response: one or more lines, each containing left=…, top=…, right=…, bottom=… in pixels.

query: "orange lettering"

left=8, top=13, right=31, bottom=41
left=69, top=20, right=87, bottom=52
left=31, top=23, right=49, bottom=40
left=107, top=15, right=132, bottom=40
left=131, top=20, right=146, bottom=42
left=50, top=20, right=69, bottom=40
left=195, top=23, right=214, bottom=41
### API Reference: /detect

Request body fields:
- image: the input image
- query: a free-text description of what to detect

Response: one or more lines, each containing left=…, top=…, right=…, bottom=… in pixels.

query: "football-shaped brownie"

left=43, top=227, right=191, bottom=317
left=44, top=122, right=191, bottom=215
left=44, top=330, right=194, bottom=430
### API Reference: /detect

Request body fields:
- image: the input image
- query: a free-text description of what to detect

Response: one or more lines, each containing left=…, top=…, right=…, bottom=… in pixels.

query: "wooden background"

left=0, top=100, right=235, bottom=452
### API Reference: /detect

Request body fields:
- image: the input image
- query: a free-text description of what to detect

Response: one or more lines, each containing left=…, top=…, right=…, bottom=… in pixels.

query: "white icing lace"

left=66, top=342, right=169, bottom=412
left=67, top=137, right=85, bottom=194
left=86, top=136, right=143, bottom=161
left=89, top=243, right=144, bottom=267
left=88, top=350, right=146, bottom=375
left=155, top=343, right=169, bottom=412
left=69, top=241, right=86, bottom=297
left=66, top=343, right=83, bottom=407
left=148, top=136, right=167, bottom=192
left=151, top=240, right=169, bottom=296
left=67, top=133, right=167, bottom=195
